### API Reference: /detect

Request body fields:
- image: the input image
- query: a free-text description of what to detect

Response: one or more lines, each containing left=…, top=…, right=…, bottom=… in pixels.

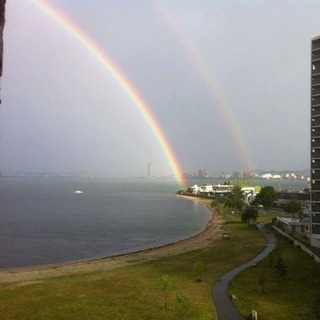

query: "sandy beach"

left=0, top=196, right=222, bottom=284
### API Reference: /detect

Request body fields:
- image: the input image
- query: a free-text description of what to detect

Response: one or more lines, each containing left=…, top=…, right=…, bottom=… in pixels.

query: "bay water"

left=0, top=176, right=308, bottom=269
left=0, top=177, right=210, bottom=269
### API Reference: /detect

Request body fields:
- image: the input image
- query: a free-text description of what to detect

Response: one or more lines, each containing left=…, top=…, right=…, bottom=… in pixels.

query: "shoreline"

left=0, top=196, right=222, bottom=284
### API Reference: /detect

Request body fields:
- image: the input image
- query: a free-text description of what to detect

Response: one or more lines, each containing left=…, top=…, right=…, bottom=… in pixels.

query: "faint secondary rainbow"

left=31, top=0, right=186, bottom=187
left=156, top=1, right=254, bottom=173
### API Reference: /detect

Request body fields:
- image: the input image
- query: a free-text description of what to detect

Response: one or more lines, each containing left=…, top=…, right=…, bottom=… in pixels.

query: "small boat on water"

left=74, top=190, right=84, bottom=194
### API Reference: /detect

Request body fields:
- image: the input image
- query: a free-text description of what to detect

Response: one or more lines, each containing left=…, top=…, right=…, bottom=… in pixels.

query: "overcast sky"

left=1, top=0, right=319, bottom=177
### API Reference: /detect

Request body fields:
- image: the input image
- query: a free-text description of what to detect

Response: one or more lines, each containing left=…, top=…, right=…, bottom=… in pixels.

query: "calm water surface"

left=0, top=176, right=308, bottom=269
left=0, top=177, right=210, bottom=268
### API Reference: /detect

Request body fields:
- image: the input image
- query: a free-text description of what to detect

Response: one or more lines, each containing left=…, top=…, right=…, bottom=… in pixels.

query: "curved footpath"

left=211, top=223, right=277, bottom=320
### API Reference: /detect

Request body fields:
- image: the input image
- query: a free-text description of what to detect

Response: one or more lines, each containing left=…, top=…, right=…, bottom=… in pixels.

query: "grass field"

left=229, top=228, right=320, bottom=320
left=1, top=206, right=319, bottom=319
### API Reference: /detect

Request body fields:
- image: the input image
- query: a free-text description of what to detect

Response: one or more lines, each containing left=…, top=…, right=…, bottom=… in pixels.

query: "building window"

left=312, top=224, right=320, bottom=234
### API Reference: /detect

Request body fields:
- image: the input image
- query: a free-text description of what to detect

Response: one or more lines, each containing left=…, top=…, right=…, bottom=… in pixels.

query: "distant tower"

left=311, top=35, right=320, bottom=248
left=147, top=162, right=151, bottom=178
left=198, top=169, right=207, bottom=178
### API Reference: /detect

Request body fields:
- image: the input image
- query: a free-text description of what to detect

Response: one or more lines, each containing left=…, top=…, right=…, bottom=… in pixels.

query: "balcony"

left=312, top=61, right=320, bottom=75
left=312, top=138, right=320, bottom=148
left=312, top=203, right=320, bottom=213
left=312, top=95, right=320, bottom=106
left=312, top=169, right=320, bottom=179
left=312, top=85, right=320, bottom=96
left=312, top=224, right=320, bottom=234
left=312, top=107, right=320, bottom=117
left=312, top=116, right=320, bottom=127
left=312, top=39, right=320, bottom=51
left=311, top=158, right=320, bottom=168
left=312, top=127, right=320, bottom=137
left=312, top=192, right=320, bottom=201
left=312, top=74, right=320, bottom=86
left=313, top=50, right=320, bottom=61
left=312, top=214, right=320, bottom=223
left=312, top=180, right=320, bottom=190
left=312, top=148, right=320, bottom=158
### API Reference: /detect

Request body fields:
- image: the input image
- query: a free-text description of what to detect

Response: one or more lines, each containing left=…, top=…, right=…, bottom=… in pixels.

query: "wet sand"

left=0, top=196, right=222, bottom=284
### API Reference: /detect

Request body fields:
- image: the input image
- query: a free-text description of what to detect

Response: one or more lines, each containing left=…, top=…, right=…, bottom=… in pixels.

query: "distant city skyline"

left=0, top=167, right=310, bottom=181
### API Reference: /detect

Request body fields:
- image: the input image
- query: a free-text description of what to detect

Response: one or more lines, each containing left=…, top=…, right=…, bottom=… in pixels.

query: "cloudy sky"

left=1, top=0, right=319, bottom=177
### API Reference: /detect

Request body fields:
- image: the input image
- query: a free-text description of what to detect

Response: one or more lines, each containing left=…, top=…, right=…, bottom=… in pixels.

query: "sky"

left=1, top=0, right=319, bottom=177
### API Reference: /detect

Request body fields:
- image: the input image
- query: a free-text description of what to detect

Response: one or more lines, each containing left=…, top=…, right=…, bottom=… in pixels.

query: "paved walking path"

left=211, top=223, right=277, bottom=320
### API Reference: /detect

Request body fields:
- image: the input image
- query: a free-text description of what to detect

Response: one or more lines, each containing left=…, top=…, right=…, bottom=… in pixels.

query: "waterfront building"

left=275, top=216, right=311, bottom=235
left=241, top=187, right=256, bottom=204
left=187, top=184, right=241, bottom=198
left=311, top=35, right=320, bottom=247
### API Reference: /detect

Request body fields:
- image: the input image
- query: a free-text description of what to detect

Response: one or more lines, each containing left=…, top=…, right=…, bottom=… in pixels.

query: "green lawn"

left=229, top=229, right=320, bottom=320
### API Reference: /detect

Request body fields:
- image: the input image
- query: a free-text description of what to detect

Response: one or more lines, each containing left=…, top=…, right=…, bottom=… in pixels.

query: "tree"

left=275, top=257, right=288, bottom=279
left=257, top=272, right=267, bottom=293
left=254, top=186, right=277, bottom=210
left=193, top=260, right=206, bottom=282
left=282, top=200, right=302, bottom=216
left=174, top=290, right=193, bottom=319
left=156, top=274, right=176, bottom=309
left=224, top=186, right=245, bottom=213
left=241, top=206, right=259, bottom=225
left=211, top=199, right=221, bottom=214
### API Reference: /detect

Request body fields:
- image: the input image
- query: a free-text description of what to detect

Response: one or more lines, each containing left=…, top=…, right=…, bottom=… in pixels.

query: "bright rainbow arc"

left=156, top=1, right=254, bottom=173
left=31, top=0, right=186, bottom=187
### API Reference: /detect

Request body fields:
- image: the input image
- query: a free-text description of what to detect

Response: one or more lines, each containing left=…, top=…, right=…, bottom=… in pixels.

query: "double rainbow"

left=156, top=1, right=254, bottom=172
left=31, top=0, right=186, bottom=187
